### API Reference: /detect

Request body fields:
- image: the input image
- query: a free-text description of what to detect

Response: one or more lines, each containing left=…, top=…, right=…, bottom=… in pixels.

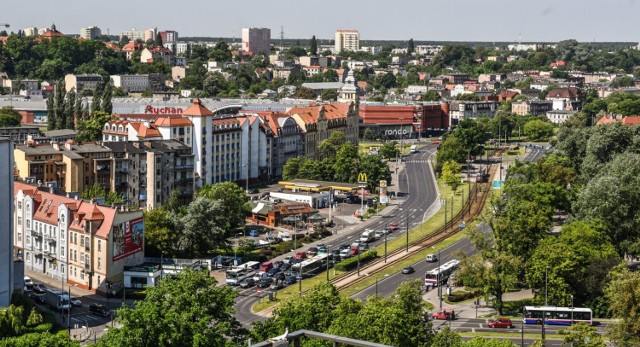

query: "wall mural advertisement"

left=112, top=218, right=144, bottom=261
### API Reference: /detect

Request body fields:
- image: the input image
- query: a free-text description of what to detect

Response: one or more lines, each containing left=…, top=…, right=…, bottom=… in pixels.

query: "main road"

left=234, top=144, right=441, bottom=324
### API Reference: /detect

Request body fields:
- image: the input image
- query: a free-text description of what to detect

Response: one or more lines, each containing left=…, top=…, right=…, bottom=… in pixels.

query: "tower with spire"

left=338, top=70, right=358, bottom=103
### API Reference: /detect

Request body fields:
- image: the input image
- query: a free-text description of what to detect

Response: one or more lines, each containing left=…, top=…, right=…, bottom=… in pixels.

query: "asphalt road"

left=233, top=144, right=440, bottom=324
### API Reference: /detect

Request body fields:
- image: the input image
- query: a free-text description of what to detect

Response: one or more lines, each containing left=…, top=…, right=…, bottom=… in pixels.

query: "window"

left=61, top=246, right=65, bottom=258
left=98, top=257, right=101, bottom=269
left=80, top=236, right=84, bottom=246
left=18, top=233, right=22, bottom=242
left=80, top=270, right=85, bottom=280
left=98, top=240, right=101, bottom=252
left=26, top=235, right=31, bottom=246
left=17, top=217, right=21, bottom=226
left=18, top=201, right=22, bottom=210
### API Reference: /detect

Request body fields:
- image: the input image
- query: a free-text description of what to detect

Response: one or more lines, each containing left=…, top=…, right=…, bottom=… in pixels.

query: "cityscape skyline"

left=5, top=0, right=640, bottom=43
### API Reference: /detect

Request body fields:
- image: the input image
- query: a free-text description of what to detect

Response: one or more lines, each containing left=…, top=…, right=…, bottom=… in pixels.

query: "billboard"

left=112, top=217, right=144, bottom=261
left=379, top=180, right=388, bottom=205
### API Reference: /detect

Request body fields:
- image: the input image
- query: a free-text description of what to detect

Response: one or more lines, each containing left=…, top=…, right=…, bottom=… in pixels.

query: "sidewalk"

left=423, top=287, right=534, bottom=319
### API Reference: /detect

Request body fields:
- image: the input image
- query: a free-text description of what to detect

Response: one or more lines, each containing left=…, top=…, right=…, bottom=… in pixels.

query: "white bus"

left=225, top=261, right=260, bottom=285
left=424, top=260, right=459, bottom=288
left=523, top=306, right=593, bottom=326
left=291, top=254, right=329, bottom=277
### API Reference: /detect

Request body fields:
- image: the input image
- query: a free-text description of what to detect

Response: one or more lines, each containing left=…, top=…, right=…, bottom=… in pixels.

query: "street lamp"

left=384, top=228, right=388, bottom=263
left=545, top=265, right=549, bottom=306
left=466, top=159, right=472, bottom=216
left=437, top=248, right=442, bottom=310
left=405, top=208, right=409, bottom=253
left=440, top=198, right=447, bottom=231
left=570, top=294, right=574, bottom=325
left=243, top=163, right=249, bottom=192
left=67, top=284, right=78, bottom=335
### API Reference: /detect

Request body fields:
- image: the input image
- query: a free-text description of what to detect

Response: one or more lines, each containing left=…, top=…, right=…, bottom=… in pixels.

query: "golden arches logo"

left=358, top=173, right=367, bottom=183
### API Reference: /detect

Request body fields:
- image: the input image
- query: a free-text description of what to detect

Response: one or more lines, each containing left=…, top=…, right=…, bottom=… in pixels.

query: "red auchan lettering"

left=145, top=105, right=184, bottom=114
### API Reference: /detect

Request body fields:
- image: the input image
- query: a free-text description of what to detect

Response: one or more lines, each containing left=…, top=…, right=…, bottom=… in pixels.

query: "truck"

left=44, top=288, right=70, bottom=311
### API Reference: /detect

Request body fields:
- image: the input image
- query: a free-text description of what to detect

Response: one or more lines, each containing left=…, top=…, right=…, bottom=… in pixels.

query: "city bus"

left=225, top=261, right=260, bottom=285
left=291, top=254, right=329, bottom=277
left=523, top=306, right=593, bottom=326
left=424, top=260, right=460, bottom=288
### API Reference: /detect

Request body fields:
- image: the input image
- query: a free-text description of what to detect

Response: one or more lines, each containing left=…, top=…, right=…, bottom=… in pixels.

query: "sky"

left=4, top=0, right=640, bottom=43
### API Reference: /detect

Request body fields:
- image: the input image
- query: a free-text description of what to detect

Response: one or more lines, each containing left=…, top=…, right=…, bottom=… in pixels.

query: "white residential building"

left=80, top=26, right=102, bottom=40
left=23, top=27, right=38, bottom=37
left=335, top=29, right=360, bottom=53
left=110, top=75, right=150, bottom=93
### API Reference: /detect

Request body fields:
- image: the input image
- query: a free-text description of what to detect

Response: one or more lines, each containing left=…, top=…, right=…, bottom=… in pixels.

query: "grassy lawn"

left=251, top=179, right=478, bottom=313
left=458, top=331, right=564, bottom=340
left=358, top=141, right=412, bottom=156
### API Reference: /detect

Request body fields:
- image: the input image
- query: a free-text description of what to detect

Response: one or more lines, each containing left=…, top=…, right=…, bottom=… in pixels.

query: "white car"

left=24, top=276, right=33, bottom=288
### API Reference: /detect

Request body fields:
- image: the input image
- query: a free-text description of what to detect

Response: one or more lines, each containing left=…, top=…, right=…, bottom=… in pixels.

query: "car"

left=340, top=248, right=352, bottom=259
left=284, top=276, right=297, bottom=285
left=283, top=256, right=293, bottom=264
left=239, top=278, right=256, bottom=288
left=248, top=189, right=259, bottom=194
left=331, top=249, right=342, bottom=260
left=488, top=318, right=513, bottom=328
left=339, top=244, right=350, bottom=250
left=294, top=251, right=306, bottom=259
left=381, top=228, right=392, bottom=235
left=33, top=294, right=46, bottom=304
left=89, top=303, right=111, bottom=317
left=432, top=140, right=440, bottom=145
left=389, top=223, right=399, bottom=231
left=316, top=243, right=327, bottom=249
left=374, top=230, right=384, bottom=239
left=266, top=267, right=282, bottom=277
left=280, top=263, right=292, bottom=272
left=426, top=254, right=438, bottom=262
left=257, top=277, right=274, bottom=288
left=24, top=276, right=33, bottom=289
left=402, top=266, right=415, bottom=274
left=70, top=297, right=82, bottom=308
left=248, top=230, right=260, bottom=237
left=274, top=272, right=286, bottom=282
left=273, top=260, right=284, bottom=269
left=33, top=283, right=46, bottom=294
left=306, top=247, right=318, bottom=257
left=432, top=309, right=455, bottom=320
left=317, top=247, right=328, bottom=255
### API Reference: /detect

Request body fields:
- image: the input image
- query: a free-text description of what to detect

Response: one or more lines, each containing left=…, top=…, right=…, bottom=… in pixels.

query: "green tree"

left=46, top=94, right=55, bottom=130
left=523, top=119, right=554, bottom=141
left=610, top=75, right=635, bottom=88
left=318, top=131, right=347, bottom=160
left=431, top=326, right=463, bottom=347
left=407, top=38, right=415, bottom=54
left=359, top=154, right=392, bottom=192
left=97, top=270, right=246, bottom=347
left=379, top=141, right=399, bottom=160
left=53, top=80, right=66, bottom=130
left=65, top=88, right=76, bottom=129
left=333, top=143, right=359, bottom=183
left=363, top=127, right=376, bottom=141
left=0, top=332, right=79, bottom=347
left=452, top=119, right=487, bottom=161
left=421, top=90, right=441, bottom=101
left=198, top=182, right=249, bottom=233
left=605, top=263, right=640, bottom=346
left=293, top=86, right=316, bottom=99
left=282, top=156, right=304, bottom=180
left=101, top=81, right=113, bottom=114
left=309, top=35, right=318, bottom=56
left=441, top=160, right=462, bottom=192
left=321, top=88, right=338, bottom=101
left=178, top=197, right=230, bottom=257
left=0, top=106, right=22, bottom=127
left=562, top=322, right=606, bottom=347
left=76, top=111, right=113, bottom=142
left=436, top=135, right=467, bottom=171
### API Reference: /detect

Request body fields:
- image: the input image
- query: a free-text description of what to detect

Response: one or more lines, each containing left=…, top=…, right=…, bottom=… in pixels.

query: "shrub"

left=334, top=250, right=378, bottom=271
left=447, top=290, right=483, bottom=302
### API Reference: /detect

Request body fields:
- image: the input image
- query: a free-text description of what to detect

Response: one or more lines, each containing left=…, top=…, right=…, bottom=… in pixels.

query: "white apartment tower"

left=241, top=28, right=271, bottom=55
left=335, top=29, right=360, bottom=53
left=80, top=26, right=102, bottom=40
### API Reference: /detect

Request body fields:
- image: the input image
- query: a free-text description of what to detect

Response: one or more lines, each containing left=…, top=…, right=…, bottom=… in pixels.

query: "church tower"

left=338, top=70, right=358, bottom=103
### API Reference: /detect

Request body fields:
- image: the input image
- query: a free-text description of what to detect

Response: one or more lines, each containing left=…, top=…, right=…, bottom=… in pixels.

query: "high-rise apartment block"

left=0, top=138, right=14, bottom=307
left=80, top=26, right=102, bottom=40
left=159, top=30, right=178, bottom=43
left=334, top=29, right=360, bottom=53
left=241, top=28, right=271, bottom=55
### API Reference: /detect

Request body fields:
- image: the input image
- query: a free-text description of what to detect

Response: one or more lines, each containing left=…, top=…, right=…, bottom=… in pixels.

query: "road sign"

left=257, top=288, right=262, bottom=295
left=379, top=180, right=387, bottom=188
left=492, top=180, right=503, bottom=189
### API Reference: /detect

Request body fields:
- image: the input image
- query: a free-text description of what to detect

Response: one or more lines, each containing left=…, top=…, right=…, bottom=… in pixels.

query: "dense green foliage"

left=0, top=106, right=21, bottom=127
left=333, top=250, right=377, bottom=271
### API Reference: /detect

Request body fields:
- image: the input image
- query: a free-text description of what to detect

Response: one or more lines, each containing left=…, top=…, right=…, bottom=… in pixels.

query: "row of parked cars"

left=24, top=276, right=111, bottom=317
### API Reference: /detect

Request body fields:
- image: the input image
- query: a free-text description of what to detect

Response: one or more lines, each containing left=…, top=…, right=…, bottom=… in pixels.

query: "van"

left=410, top=145, right=417, bottom=153
left=259, top=261, right=274, bottom=273
left=360, top=230, right=375, bottom=243
left=426, top=254, right=438, bottom=262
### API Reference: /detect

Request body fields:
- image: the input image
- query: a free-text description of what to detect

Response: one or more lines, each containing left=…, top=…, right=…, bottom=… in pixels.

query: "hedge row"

left=447, top=290, right=483, bottom=302
left=334, top=250, right=378, bottom=271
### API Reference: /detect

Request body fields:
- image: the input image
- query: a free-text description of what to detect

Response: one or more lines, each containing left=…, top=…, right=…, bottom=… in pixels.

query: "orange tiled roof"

left=154, top=117, right=193, bottom=127
left=182, top=98, right=214, bottom=117
left=622, top=116, right=640, bottom=125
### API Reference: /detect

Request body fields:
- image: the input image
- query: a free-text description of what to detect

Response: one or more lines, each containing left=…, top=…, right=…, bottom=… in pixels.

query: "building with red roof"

left=14, top=181, right=144, bottom=293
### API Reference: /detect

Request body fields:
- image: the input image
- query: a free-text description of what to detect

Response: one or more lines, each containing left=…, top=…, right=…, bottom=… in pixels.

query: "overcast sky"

left=4, top=0, right=640, bottom=42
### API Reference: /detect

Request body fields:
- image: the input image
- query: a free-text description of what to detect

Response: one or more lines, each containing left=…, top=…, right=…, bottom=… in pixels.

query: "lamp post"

left=466, top=159, right=472, bottom=216
left=545, top=266, right=549, bottom=306
left=441, top=199, right=447, bottom=231
left=521, top=307, right=525, bottom=347
left=438, top=249, right=442, bottom=310
left=67, top=284, right=77, bottom=335
left=570, top=294, right=574, bottom=325
left=405, top=208, right=410, bottom=253
left=243, top=163, right=249, bottom=192
left=384, top=229, right=388, bottom=263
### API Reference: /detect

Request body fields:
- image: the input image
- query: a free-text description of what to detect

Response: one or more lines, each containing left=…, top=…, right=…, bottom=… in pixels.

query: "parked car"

left=374, top=230, right=384, bottom=239
left=284, top=276, right=297, bottom=285
left=283, top=256, right=293, bottom=264
left=70, top=297, right=82, bottom=308
left=389, top=223, right=399, bottom=231
left=294, top=251, right=306, bottom=259
left=89, top=304, right=111, bottom=317
left=248, top=189, right=259, bottom=194
left=24, top=276, right=33, bottom=289
left=280, top=263, right=292, bottom=272
left=431, top=140, right=440, bottom=145
left=33, top=294, right=46, bottom=304
left=257, top=277, right=274, bottom=288
left=402, top=266, right=415, bottom=274
left=432, top=309, right=455, bottom=320
left=340, top=248, right=352, bottom=259
left=33, top=283, right=46, bottom=294
left=239, top=278, right=256, bottom=288
left=306, top=247, right=318, bottom=257
left=488, top=318, right=513, bottom=328
left=266, top=267, right=282, bottom=277
left=273, top=260, right=284, bottom=269
left=248, top=230, right=260, bottom=237
left=331, top=249, right=342, bottom=260
left=259, top=261, right=274, bottom=273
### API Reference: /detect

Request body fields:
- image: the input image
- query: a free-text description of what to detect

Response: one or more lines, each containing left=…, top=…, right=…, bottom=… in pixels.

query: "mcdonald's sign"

left=358, top=172, right=367, bottom=187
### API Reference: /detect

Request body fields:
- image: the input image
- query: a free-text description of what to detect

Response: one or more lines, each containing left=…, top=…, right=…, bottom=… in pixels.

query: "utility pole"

left=405, top=208, right=409, bottom=252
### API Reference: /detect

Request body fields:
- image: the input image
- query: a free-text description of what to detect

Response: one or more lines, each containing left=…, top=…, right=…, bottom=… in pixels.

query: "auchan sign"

left=145, top=105, right=184, bottom=114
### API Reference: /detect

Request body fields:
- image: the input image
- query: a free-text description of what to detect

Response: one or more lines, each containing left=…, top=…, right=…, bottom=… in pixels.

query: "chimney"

left=64, top=142, right=73, bottom=150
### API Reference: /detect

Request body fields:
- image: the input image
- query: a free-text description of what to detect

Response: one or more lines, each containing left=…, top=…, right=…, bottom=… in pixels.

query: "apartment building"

left=14, top=142, right=112, bottom=194
left=80, top=26, right=102, bottom=40
left=159, top=30, right=178, bottom=44
left=259, top=112, right=304, bottom=178
left=511, top=100, right=553, bottom=116
left=110, top=75, right=150, bottom=93
left=140, top=47, right=174, bottom=65
left=449, top=101, right=498, bottom=124
left=64, top=74, right=103, bottom=94
left=335, top=30, right=360, bottom=53
left=14, top=182, right=144, bottom=293
left=104, top=140, right=194, bottom=209
left=241, top=28, right=271, bottom=55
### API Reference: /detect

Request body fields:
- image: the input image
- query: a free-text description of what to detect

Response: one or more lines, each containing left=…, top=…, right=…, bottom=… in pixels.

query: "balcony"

left=176, top=177, right=194, bottom=185
left=43, top=249, right=55, bottom=257
left=175, top=163, right=194, bottom=170
left=116, top=168, right=129, bottom=174
left=44, top=234, right=55, bottom=243
left=31, top=228, right=42, bottom=237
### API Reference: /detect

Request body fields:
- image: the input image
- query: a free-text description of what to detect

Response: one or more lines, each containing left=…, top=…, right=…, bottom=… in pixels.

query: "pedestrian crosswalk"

left=405, top=160, right=431, bottom=164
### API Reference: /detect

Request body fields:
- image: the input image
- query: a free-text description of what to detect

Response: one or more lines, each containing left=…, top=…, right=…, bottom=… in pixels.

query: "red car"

left=389, top=223, right=399, bottom=231
left=432, top=140, right=440, bottom=145
left=488, top=318, right=513, bottom=328
left=294, top=252, right=306, bottom=259
left=432, top=309, right=455, bottom=320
